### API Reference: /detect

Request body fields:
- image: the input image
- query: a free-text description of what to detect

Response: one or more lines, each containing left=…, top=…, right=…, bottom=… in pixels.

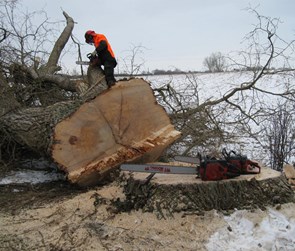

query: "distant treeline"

left=115, top=68, right=202, bottom=77
left=115, top=67, right=293, bottom=77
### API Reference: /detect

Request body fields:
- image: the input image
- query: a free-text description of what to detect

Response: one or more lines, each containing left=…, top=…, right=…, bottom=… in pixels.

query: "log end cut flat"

left=51, top=78, right=181, bottom=186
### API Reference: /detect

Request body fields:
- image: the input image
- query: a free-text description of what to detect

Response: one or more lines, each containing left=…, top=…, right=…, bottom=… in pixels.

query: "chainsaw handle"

left=222, top=148, right=230, bottom=159
left=87, top=53, right=93, bottom=60
left=222, top=148, right=238, bottom=159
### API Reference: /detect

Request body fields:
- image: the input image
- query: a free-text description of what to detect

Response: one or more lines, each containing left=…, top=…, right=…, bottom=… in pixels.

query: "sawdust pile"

left=1, top=182, right=295, bottom=251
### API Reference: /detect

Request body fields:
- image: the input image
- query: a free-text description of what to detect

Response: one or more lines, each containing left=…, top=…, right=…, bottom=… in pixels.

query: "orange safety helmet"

left=85, top=30, right=96, bottom=43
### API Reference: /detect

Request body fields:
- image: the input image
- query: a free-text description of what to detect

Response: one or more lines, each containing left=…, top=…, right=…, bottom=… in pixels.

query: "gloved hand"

left=91, top=50, right=97, bottom=57
left=87, top=50, right=98, bottom=61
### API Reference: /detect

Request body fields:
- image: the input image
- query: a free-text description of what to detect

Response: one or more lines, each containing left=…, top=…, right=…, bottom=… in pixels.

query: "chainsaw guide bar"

left=120, top=163, right=197, bottom=174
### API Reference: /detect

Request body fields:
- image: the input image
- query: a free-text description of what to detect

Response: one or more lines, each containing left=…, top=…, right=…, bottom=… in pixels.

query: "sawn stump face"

left=51, top=79, right=181, bottom=186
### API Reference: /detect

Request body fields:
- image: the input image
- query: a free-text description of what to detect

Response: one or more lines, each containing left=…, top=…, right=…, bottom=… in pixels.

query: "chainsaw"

left=76, top=53, right=100, bottom=66
left=120, top=150, right=261, bottom=181
left=76, top=60, right=90, bottom=65
left=120, top=156, right=199, bottom=184
left=121, top=155, right=199, bottom=174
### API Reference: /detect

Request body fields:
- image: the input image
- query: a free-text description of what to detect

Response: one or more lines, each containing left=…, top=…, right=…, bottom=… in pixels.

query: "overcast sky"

left=21, top=0, right=295, bottom=72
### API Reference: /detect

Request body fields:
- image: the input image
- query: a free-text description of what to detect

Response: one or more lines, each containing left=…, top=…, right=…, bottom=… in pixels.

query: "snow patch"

left=206, top=209, right=295, bottom=251
left=0, top=170, right=65, bottom=185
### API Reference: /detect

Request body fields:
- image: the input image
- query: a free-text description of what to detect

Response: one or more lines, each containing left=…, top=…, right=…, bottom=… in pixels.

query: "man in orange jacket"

left=85, top=30, right=117, bottom=87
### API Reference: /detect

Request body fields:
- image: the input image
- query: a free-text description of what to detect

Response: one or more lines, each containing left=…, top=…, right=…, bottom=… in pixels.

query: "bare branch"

left=0, top=27, right=8, bottom=43
left=45, top=11, right=74, bottom=74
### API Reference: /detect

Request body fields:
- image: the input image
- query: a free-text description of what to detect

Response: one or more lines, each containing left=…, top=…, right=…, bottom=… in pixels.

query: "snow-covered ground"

left=206, top=208, right=295, bottom=251
left=0, top=158, right=65, bottom=185
left=145, top=71, right=294, bottom=102
left=0, top=170, right=65, bottom=185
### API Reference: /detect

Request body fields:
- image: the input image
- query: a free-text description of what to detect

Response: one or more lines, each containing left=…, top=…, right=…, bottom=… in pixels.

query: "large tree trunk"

left=0, top=79, right=181, bottom=186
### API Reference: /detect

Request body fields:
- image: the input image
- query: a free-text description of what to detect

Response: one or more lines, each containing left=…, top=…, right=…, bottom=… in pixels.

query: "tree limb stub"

left=51, top=79, right=181, bottom=186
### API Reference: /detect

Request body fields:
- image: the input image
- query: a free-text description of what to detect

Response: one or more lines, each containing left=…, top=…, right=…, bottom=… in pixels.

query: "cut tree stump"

left=117, top=164, right=295, bottom=218
left=51, top=79, right=181, bottom=186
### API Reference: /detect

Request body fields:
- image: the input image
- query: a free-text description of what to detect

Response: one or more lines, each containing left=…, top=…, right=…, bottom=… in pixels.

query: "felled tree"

left=0, top=7, right=180, bottom=186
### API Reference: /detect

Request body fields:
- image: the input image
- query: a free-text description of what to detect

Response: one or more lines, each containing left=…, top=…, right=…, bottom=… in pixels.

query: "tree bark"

left=0, top=72, right=21, bottom=117
left=0, top=100, right=80, bottom=153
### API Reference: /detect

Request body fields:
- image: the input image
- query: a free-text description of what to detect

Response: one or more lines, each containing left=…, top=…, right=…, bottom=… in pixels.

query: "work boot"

left=107, top=80, right=116, bottom=88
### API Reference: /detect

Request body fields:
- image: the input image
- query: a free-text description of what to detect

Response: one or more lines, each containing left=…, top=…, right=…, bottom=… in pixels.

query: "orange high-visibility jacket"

left=93, top=33, right=116, bottom=59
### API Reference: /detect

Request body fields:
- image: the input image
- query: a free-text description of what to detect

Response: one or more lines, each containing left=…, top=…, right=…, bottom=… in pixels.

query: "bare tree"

left=0, top=2, right=81, bottom=106
left=119, top=43, right=146, bottom=76
left=262, top=102, right=295, bottom=171
left=203, top=52, right=227, bottom=72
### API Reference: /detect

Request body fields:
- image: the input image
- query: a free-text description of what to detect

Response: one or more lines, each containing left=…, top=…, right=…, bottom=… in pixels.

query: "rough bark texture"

left=82, top=65, right=108, bottom=100
left=0, top=100, right=81, bottom=153
left=51, top=78, right=181, bottom=186
left=0, top=73, right=21, bottom=117
left=116, top=167, right=295, bottom=219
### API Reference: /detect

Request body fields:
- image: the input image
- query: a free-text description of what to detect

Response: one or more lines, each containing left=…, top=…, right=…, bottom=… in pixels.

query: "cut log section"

left=117, top=165, right=295, bottom=218
left=51, top=79, right=181, bottom=186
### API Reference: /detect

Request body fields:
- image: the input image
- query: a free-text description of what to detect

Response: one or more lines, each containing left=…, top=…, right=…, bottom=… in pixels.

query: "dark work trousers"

left=104, top=61, right=116, bottom=87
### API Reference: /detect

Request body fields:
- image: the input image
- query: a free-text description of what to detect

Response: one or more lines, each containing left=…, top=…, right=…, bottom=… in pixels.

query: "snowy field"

left=145, top=71, right=295, bottom=164
left=145, top=71, right=292, bottom=104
